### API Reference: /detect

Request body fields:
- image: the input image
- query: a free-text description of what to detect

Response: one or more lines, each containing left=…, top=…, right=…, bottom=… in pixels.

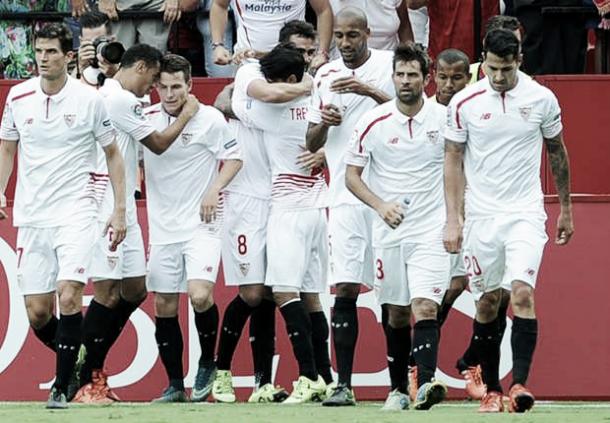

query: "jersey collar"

left=392, top=96, right=431, bottom=125
left=36, top=74, right=71, bottom=103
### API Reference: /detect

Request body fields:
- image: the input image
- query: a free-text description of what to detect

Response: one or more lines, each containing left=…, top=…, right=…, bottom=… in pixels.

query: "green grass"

left=1, top=402, right=610, bottom=423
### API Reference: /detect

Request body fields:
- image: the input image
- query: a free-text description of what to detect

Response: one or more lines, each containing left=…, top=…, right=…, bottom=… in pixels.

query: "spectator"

left=329, top=0, right=413, bottom=51
left=196, top=0, right=236, bottom=76
left=98, top=0, right=179, bottom=52
left=210, top=0, right=333, bottom=72
left=407, top=0, right=499, bottom=63
left=74, top=11, right=121, bottom=84
left=512, top=0, right=587, bottom=74
left=408, top=3, right=430, bottom=48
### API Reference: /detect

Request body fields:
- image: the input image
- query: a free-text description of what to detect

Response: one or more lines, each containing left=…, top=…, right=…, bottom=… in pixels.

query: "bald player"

left=307, top=6, right=395, bottom=406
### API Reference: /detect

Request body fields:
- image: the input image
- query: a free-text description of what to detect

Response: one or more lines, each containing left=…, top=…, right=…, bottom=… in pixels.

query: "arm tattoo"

left=545, top=133, right=571, bottom=207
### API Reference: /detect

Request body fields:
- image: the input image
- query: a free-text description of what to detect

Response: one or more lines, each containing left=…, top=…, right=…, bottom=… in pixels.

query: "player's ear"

left=187, top=78, right=193, bottom=92
left=287, top=74, right=297, bottom=84
left=423, top=72, right=431, bottom=88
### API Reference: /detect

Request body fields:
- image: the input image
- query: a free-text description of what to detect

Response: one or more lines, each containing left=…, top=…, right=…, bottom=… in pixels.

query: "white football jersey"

left=231, top=0, right=306, bottom=52
left=238, top=94, right=327, bottom=210
left=445, top=71, right=563, bottom=220
left=96, top=78, right=156, bottom=226
left=228, top=61, right=272, bottom=200
left=0, top=76, right=115, bottom=227
left=308, top=49, right=395, bottom=207
left=330, top=0, right=403, bottom=51
left=144, top=103, right=241, bottom=245
left=346, top=99, right=446, bottom=248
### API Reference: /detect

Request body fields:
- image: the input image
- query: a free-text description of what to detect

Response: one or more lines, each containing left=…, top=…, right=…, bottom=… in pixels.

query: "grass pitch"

left=1, top=402, right=609, bottom=423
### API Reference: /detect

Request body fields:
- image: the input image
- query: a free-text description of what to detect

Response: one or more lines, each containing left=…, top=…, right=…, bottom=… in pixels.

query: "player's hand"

left=309, top=52, right=328, bottom=75
left=320, top=104, right=342, bottom=127
left=330, top=76, right=371, bottom=96
left=443, top=220, right=463, bottom=253
left=78, top=40, right=96, bottom=72
left=555, top=208, right=574, bottom=245
left=161, top=0, right=182, bottom=24
left=71, top=0, right=89, bottom=18
left=99, top=0, right=119, bottom=20
left=98, top=56, right=119, bottom=78
left=232, top=49, right=257, bottom=65
left=376, top=201, right=404, bottom=229
left=180, top=94, right=200, bottom=119
left=0, top=193, right=8, bottom=220
left=297, top=148, right=325, bottom=171
left=104, top=210, right=127, bottom=251
left=200, top=190, right=219, bottom=223
left=213, top=45, right=232, bottom=65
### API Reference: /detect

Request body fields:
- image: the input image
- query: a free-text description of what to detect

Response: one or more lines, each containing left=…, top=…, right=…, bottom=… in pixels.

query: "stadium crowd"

left=0, top=0, right=578, bottom=415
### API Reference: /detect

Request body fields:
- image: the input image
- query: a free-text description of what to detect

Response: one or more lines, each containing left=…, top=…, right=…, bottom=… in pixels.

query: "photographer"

left=75, top=11, right=125, bottom=86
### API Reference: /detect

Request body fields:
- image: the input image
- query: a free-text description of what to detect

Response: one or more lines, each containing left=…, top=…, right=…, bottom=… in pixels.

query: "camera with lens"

left=91, top=36, right=125, bottom=68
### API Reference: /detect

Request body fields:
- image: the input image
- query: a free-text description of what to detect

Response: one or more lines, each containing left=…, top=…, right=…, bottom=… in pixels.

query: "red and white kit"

left=346, top=98, right=449, bottom=306
left=0, top=76, right=115, bottom=294
left=144, top=103, right=240, bottom=292
left=308, top=49, right=395, bottom=286
left=445, top=71, right=562, bottom=296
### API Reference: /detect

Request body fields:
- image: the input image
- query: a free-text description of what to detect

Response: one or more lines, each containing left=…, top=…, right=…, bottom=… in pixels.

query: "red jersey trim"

left=455, top=89, right=486, bottom=129
left=358, top=112, right=393, bottom=152
left=319, top=69, right=341, bottom=79
left=11, top=90, right=36, bottom=103
left=234, top=0, right=253, bottom=48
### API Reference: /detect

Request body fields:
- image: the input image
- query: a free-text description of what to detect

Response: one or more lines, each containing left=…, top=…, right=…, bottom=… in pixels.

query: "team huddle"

left=0, top=5, right=573, bottom=415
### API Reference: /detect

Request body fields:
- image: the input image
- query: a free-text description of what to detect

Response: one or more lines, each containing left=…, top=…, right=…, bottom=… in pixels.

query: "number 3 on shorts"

left=237, top=234, right=248, bottom=255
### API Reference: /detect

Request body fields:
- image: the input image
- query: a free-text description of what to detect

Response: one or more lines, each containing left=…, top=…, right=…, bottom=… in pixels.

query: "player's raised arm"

left=247, top=74, right=313, bottom=103
left=213, top=83, right=237, bottom=120
left=210, top=0, right=232, bottom=65
left=140, top=94, right=199, bottom=154
left=309, top=0, right=333, bottom=70
left=544, top=131, right=574, bottom=245
left=0, top=141, right=16, bottom=220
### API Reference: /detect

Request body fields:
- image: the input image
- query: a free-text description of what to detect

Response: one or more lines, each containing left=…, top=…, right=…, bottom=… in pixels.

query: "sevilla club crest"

left=64, top=114, right=76, bottom=127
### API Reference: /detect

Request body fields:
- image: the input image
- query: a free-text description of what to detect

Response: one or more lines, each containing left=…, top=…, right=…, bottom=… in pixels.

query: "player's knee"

left=411, top=298, right=438, bottom=321
left=25, top=303, right=53, bottom=330
left=387, top=304, right=410, bottom=328
left=154, top=293, right=179, bottom=317
left=121, top=277, right=148, bottom=304
left=477, top=291, right=501, bottom=321
left=335, top=283, right=360, bottom=300
left=511, top=284, right=534, bottom=311
left=239, top=286, right=264, bottom=308
left=94, top=286, right=121, bottom=308
left=189, top=289, right=214, bottom=312
left=56, top=283, right=83, bottom=314
left=445, top=276, right=468, bottom=304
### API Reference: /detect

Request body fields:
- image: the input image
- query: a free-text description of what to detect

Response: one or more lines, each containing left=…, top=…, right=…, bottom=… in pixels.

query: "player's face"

left=288, top=35, right=316, bottom=67
left=393, top=60, right=428, bottom=106
left=35, top=38, right=72, bottom=81
left=434, top=60, right=470, bottom=106
left=484, top=52, right=520, bottom=92
left=81, top=24, right=109, bottom=43
left=334, top=18, right=369, bottom=66
left=134, top=61, right=160, bottom=98
left=157, top=71, right=191, bottom=116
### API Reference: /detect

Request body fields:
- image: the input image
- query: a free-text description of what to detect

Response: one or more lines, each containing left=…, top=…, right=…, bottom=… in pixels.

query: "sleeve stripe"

left=358, top=112, right=393, bottom=152
left=11, top=90, right=36, bottom=103
left=455, top=89, right=486, bottom=129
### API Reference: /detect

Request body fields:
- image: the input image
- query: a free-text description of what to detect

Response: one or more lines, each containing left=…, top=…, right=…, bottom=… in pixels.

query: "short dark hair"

left=260, top=44, right=305, bottom=82
left=393, top=42, right=430, bottom=78
left=120, top=44, right=163, bottom=69
left=436, top=48, right=470, bottom=72
left=279, top=20, right=316, bottom=43
left=483, top=29, right=520, bottom=60
left=160, top=54, right=192, bottom=82
left=485, top=15, right=521, bottom=34
left=79, top=11, right=111, bottom=35
left=35, top=23, right=73, bottom=54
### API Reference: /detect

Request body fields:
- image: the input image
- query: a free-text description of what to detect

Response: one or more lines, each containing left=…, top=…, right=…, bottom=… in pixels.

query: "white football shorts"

left=265, top=208, right=328, bottom=293
left=89, top=222, right=146, bottom=281
left=462, top=215, right=548, bottom=299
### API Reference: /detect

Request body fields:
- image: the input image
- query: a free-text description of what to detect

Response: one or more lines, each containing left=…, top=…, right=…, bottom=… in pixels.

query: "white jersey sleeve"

left=307, top=76, right=323, bottom=125
left=207, top=109, right=241, bottom=161
left=344, top=119, right=370, bottom=168
left=0, top=94, right=19, bottom=141
left=91, top=95, right=116, bottom=147
left=541, top=93, right=563, bottom=139
left=105, top=89, right=156, bottom=142
left=444, top=99, right=468, bottom=143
